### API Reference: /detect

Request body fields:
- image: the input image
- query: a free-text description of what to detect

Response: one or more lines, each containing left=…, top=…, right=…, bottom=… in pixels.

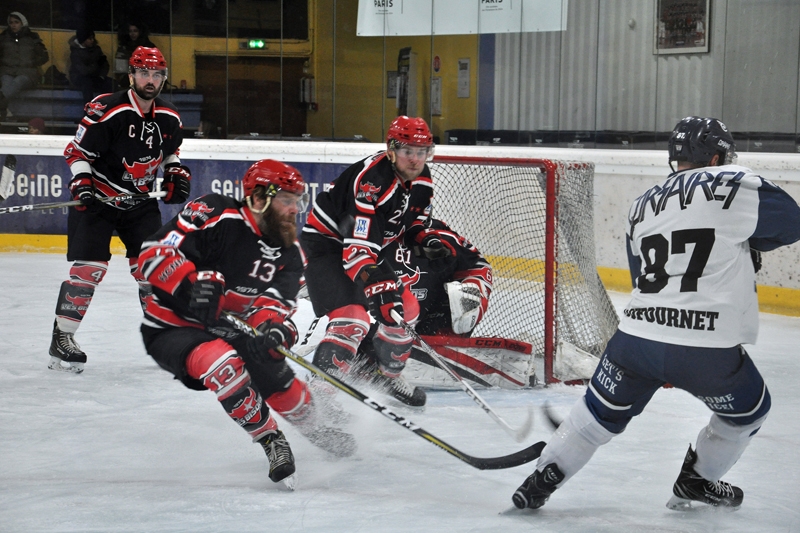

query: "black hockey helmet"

left=668, top=116, right=736, bottom=170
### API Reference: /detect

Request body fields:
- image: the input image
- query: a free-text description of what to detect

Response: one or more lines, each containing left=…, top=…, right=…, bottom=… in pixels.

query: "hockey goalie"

left=365, top=218, right=536, bottom=389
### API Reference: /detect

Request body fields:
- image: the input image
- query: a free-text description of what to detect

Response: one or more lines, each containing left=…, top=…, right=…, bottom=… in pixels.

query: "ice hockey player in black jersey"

left=300, top=116, right=436, bottom=407
left=512, top=116, right=800, bottom=511
left=380, top=218, right=492, bottom=337
left=49, top=46, right=191, bottom=373
left=139, top=159, right=355, bottom=486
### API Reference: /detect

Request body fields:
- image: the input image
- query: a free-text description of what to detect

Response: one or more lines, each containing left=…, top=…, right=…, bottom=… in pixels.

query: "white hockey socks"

left=693, top=413, right=767, bottom=482
left=536, top=397, right=615, bottom=484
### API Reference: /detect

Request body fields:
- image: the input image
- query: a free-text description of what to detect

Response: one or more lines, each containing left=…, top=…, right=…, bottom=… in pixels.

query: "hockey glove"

left=359, top=264, right=404, bottom=326
left=446, top=280, right=488, bottom=335
left=416, top=234, right=456, bottom=273
left=69, top=174, right=97, bottom=212
left=162, top=164, right=192, bottom=204
left=750, top=248, right=762, bottom=273
left=245, top=321, right=294, bottom=361
left=187, top=270, right=226, bottom=325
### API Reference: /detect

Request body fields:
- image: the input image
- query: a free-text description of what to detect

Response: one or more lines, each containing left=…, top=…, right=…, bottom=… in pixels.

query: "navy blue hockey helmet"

left=668, top=116, right=736, bottom=169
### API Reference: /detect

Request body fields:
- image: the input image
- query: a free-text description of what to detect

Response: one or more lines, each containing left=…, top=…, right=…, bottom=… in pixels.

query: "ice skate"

left=258, top=430, right=296, bottom=485
left=354, top=359, right=426, bottom=407
left=666, top=446, right=743, bottom=510
left=48, top=320, right=87, bottom=374
left=512, top=463, right=565, bottom=509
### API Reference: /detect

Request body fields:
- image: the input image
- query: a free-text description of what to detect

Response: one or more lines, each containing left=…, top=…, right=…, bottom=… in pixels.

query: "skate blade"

left=47, top=356, right=84, bottom=374
left=666, top=495, right=740, bottom=512
left=282, top=473, right=297, bottom=491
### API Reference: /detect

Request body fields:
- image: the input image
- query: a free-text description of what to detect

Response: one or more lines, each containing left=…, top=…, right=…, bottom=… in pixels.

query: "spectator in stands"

left=68, top=29, right=113, bottom=105
left=114, top=22, right=155, bottom=89
left=27, top=116, right=44, bottom=134
left=0, top=12, right=49, bottom=120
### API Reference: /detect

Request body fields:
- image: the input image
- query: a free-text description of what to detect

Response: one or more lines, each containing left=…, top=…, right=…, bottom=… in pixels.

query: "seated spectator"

left=114, top=22, right=155, bottom=89
left=0, top=12, right=49, bottom=120
left=68, top=29, right=113, bottom=105
left=27, top=116, right=44, bottom=134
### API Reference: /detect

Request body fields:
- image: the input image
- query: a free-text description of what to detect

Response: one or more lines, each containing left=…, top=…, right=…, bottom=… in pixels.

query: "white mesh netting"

left=428, top=158, right=619, bottom=383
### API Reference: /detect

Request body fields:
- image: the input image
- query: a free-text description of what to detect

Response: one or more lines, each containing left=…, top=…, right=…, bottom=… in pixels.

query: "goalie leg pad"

left=186, top=339, right=275, bottom=441
left=536, top=397, right=615, bottom=485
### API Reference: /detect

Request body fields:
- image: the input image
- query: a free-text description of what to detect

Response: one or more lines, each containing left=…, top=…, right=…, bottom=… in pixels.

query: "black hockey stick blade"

left=0, top=190, right=167, bottom=215
left=221, top=312, right=546, bottom=470
left=0, top=154, right=16, bottom=201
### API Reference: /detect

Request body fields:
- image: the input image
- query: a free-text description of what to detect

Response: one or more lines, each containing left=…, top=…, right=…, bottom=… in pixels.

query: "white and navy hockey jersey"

left=620, top=164, right=800, bottom=347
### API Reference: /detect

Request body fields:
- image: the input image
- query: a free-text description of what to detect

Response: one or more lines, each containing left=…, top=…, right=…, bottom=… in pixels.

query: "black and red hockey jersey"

left=302, top=151, right=433, bottom=281
left=138, top=193, right=303, bottom=341
left=63, top=88, right=183, bottom=210
left=381, top=220, right=493, bottom=335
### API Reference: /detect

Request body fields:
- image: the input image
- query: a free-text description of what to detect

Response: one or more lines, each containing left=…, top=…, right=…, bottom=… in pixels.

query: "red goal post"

left=428, top=155, right=619, bottom=384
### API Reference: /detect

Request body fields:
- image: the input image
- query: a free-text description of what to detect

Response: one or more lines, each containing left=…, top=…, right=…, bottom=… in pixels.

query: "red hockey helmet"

left=386, top=116, right=434, bottom=147
left=129, top=46, right=168, bottom=73
left=242, top=159, right=308, bottom=210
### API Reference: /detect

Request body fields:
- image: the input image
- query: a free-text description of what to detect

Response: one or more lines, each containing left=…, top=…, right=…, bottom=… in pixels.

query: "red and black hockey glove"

left=162, top=164, right=192, bottom=205
left=359, top=264, right=403, bottom=326
left=415, top=233, right=457, bottom=273
left=187, top=270, right=225, bottom=325
left=69, top=174, right=97, bottom=211
left=246, top=321, right=294, bottom=361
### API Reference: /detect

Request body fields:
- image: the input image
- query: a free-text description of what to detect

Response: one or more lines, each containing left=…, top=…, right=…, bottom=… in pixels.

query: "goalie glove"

left=414, top=233, right=457, bottom=273
left=446, top=280, right=488, bottom=335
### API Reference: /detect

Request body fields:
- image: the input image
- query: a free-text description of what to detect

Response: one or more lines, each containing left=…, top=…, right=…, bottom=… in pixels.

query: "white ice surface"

left=1, top=253, right=799, bottom=532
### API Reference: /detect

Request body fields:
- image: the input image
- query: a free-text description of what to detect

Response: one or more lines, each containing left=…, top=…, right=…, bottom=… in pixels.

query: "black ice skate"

left=48, top=320, right=87, bottom=374
left=371, top=369, right=427, bottom=407
left=512, top=463, right=565, bottom=509
left=666, top=445, right=743, bottom=510
left=258, top=430, right=296, bottom=485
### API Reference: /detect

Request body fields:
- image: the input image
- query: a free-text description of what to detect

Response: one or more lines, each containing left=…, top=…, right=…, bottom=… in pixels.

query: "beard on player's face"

left=260, top=203, right=297, bottom=247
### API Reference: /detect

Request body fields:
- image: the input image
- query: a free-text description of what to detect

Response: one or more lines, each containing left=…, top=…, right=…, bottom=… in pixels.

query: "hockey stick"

left=221, top=311, right=545, bottom=470
left=0, top=154, right=16, bottom=201
left=0, top=190, right=167, bottom=214
left=390, top=310, right=534, bottom=443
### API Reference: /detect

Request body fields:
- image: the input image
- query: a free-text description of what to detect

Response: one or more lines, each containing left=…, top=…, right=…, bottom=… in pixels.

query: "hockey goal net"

left=427, top=156, right=619, bottom=385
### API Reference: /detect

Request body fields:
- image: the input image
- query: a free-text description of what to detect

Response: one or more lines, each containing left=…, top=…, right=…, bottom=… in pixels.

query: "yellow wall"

left=35, top=0, right=478, bottom=141
left=36, top=30, right=311, bottom=91
left=307, top=0, right=479, bottom=142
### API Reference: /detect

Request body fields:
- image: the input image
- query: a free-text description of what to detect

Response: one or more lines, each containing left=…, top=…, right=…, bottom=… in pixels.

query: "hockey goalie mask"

left=387, top=116, right=435, bottom=163
left=668, top=116, right=737, bottom=171
left=242, top=159, right=309, bottom=215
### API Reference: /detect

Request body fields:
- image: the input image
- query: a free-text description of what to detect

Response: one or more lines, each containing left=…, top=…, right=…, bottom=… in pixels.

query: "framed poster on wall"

left=654, top=0, right=709, bottom=55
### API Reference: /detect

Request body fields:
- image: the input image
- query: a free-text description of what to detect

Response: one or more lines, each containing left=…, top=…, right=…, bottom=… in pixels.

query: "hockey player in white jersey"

left=512, top=116, right=800, bottom=511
